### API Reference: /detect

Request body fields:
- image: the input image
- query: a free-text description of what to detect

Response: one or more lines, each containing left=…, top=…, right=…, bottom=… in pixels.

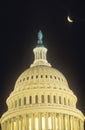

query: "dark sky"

left=0, top=0, right=85, bottom=119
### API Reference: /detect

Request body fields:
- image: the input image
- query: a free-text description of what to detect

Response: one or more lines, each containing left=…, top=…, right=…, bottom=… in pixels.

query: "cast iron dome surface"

left=14, top=65, right=69, bottom=92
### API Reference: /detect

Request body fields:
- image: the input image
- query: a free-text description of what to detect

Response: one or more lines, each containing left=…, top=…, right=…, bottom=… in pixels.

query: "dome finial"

left=37, top=30, right=43, bottom=45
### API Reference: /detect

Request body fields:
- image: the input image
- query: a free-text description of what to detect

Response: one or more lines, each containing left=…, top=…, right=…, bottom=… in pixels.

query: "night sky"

left=0, top=0, right=85, bottom=120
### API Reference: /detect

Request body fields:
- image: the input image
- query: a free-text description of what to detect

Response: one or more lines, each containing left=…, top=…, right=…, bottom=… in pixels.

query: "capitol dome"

left=0, top=31, right=84, bottom=130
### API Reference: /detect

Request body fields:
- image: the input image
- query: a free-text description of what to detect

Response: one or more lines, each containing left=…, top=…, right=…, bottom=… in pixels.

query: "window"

left=36, top=75, right=38, bottom=78
left=31, top=76, right=33, bottom=79
left=27, top=77, right=29, bottom=80
left=45, top=75, right=48, bottom=78
left=54, top=76, right=56, bottom=79
left=59, top=96, right=61, bottom=104
left=35, top=95, right=38, bottom=103
left=41, top=95, right=44, bottom=103
left=50, top=75, right=52, bottom=78
left=58, top=77, right=60, bottom=80
left=41, top=75, right=43, bottom=78
left=53, top=95, right=56, bottom=103
left=29, top=96, right=32, bottom=104
left=48, top=95, right=50, bottom=103
left=24, top=97, right=26, bottom=105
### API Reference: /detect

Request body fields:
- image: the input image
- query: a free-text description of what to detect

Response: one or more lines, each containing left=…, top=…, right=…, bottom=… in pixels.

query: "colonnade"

left=1, top=113, right=84, bottom=130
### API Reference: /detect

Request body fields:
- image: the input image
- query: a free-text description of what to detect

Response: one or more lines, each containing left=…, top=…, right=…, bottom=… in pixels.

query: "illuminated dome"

left=14, top=65, right=69, bottom=92
left=1, top=31, right=84, bottom=130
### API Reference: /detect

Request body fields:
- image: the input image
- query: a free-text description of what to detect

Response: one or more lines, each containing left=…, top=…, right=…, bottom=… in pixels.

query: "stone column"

left=11, top=119, right=14, bottom=130
left=53, top=113, right=56, bottom=130
left=61, top=114, right=64, bottom=130
left=26, top=115, right=29, bottom=130
left=70, top=116, right=73, bottom=130
left=7, top=120, right=10, bottom=130
left=45, top=113, right=48, bottom=130
left=80, top=120, right=84, bottom=130
left=59, top=114, right=64, bottom=130
left=38, top=113, right=41, bottom=130
left=21, top=117, right=23, bottom=130
left=65, top=115, right=68, bottom=130
left=77, top=118, right=80, bottom=130
left=51, top=114, right=53, bottom=130
left=4, top=122, right=6, bottom=130
left=24, top=115, right=27, bottom=130
left=55, top=114, right=59, bottom=130
left=16, top=118, right=19, bottom=130
left=31, top=114, right=33, bottom=130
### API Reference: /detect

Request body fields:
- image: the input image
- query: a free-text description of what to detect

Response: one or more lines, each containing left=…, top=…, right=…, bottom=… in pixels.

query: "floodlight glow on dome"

left=0, top=31, right=84, bottom=130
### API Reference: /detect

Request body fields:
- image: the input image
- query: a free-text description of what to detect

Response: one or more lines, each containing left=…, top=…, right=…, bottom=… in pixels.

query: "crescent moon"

left=67, top=16, right=73, bottom=23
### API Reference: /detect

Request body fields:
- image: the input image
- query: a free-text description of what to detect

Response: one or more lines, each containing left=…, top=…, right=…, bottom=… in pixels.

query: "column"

left=80, top=120, right=84, bottom=130
left=77, top=118, right=80, bottom=130
left=11, top=119, right=14, bottom=130
left=67, top=115, right=70, bottom=130
left=70, top=116, right=73, bottom=130
left=65, top=115, right=69, bottom=130
left=2, top=122, right=6, bottom=130
left=53, top=113, right=56, bottom=130
left=45, top=113, right=48, bottom=130
left=52, top=113, right=54, bottom=130
left=31, top=114, right=33, bottom=130
left=39, top=113, right=41, bottom=130
left=21, top=117, right=23, bottom=130
left=58, top=114, right=64, bottom=130
left=7, top=120, right=10, bottom=130
left=61, top=114, right=64, bottom=130
left=48, top=113, right=52, bottom=130
left=16, top=117, right=19, bottom=130
left=26, top=115, right=29, bottom=130
left=23, top=115, right=27, bottom=130
left=55, top=114, right=59, bottom=130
